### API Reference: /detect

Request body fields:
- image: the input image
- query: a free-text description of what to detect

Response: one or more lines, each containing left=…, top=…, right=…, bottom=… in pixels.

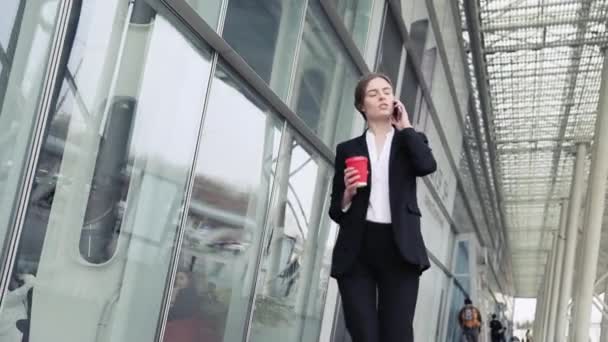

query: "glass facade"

left=0, top=1, right=512, bottom=342
left=0, top=0, right=61, bottom=280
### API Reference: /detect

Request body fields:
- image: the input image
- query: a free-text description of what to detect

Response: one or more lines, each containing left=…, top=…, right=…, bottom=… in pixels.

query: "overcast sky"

left=514, top=296, right=604, bottom=324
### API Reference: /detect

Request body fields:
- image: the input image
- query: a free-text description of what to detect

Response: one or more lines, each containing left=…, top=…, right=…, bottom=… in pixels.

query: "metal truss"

left=461, top=0, right=608, bottom=297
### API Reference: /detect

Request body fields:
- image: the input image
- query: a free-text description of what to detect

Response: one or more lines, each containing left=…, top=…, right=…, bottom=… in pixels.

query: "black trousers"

left=337, top=221, right=420, bottom=342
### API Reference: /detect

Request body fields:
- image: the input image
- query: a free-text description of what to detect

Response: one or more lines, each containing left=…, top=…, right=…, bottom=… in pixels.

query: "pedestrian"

left=328, top=73, right=437, bottom=342
left=458, top=298, right=482, bottom=342
left=489, top=314, right=505, bottom=342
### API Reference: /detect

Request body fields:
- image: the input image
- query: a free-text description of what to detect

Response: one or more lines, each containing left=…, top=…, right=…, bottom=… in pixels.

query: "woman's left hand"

left=391, top=100, right=413, bottom=130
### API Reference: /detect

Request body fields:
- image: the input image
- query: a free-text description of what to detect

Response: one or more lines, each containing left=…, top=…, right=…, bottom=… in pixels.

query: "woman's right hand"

left=342, top=167, right=360, bottom=206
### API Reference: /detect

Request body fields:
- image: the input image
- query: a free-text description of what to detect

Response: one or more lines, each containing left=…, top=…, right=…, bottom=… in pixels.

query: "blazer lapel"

left=388, top=129, right=399, bottom=216
left=355, top=131, right=372, bottom=195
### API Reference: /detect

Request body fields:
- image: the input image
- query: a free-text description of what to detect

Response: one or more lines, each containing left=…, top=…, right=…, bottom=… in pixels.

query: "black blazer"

left=328, top=127, right=437, bottom=277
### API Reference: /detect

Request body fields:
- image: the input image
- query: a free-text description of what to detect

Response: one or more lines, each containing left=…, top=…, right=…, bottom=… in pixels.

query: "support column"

left=568, top=226, right=587, bottom=338
left=546, top=201, right=569, bottom=342
left=542, top=244, right=557, bottom=341
left=543, top=228, right=559, bottom=341
left=555, top=142, right=588, bottom=342
left=572, top=48, right=608, bottom=342
left=601, top=281, right=608, bottom=342
left=536, top=257, right=551, bottom=342
left=534, top=281, right=546, bottom=341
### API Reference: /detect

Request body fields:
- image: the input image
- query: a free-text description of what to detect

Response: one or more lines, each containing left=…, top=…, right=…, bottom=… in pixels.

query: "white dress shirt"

left=365, top=128, right=394, bottom=223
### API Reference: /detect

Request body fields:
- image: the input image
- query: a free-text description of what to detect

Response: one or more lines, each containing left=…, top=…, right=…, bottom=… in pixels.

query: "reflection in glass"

left=446, top=283, right=468, bottom=342
left=400, top=61, right=420, bottom=122
left=409, top=19, right=429, bottom=61
left=0, top=0, right=21, bottom=47
left=185, top=0, right=224, bottom=31
left=222, top=0, right=306, bottom=99
left=444, top=242, right=472, bottom=341
left=166, top=60, right=283, bottom=342
left=334, top=0, right=374, bottom=51
left=376, top=8, right=403, bottom=84
left=0, top=1, right=213, bottom=341
left=248, top=132, right=333, bottom=342
left=0, top=0, right=60, bottom=280
left=292, top=1, right=360, bottom=147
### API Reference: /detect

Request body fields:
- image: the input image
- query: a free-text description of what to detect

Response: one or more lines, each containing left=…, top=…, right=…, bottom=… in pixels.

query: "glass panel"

left=375, top=8, right=403, bottom=84
left=185, top=0, right=224, bottom=31
left=0, top=0, right=21, bottom=47
left=334, top=0, right=374, bottom=51
left=248, top=132, right=334, bottom=342
left=0, top=0, right=60, bottom=281
left=163, top=60, right=283, bottom=342
left=0, top=2, right=213, bottom=341
left=222, top=0, right=306, bottom=100
left=291, top=1, right=360, bottom=147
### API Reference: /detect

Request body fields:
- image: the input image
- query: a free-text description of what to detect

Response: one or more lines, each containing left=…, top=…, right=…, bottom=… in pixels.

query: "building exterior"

left=0, top=0, right=512, bottom=341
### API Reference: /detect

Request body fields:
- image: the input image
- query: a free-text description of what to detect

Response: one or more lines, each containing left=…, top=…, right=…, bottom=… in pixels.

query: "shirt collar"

left=365, top=127, right=395, bottom=140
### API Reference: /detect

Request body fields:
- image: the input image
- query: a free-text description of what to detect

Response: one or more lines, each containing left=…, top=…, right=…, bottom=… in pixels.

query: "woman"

left=164, top=270, right=209, bottom=342
left=328, top=73, right=436, bottom=342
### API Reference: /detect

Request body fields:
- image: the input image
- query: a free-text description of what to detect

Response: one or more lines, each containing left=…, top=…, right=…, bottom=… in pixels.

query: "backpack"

left=461, top=305, right=481, bottom=328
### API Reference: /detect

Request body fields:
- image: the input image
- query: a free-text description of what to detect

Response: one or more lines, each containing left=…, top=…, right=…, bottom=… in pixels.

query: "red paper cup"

left=345, top=156, right=369, bottom=187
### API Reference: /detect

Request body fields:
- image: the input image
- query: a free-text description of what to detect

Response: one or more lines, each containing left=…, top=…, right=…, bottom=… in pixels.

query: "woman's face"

left=360, top=77, right=394, bottom=121
left=175, top=272, right=190, bottom=289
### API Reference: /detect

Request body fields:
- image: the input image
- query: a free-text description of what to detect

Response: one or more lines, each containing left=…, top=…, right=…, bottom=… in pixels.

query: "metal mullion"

left=482, top=0, right=585, bottom=15
left=214, top=0, right=229, bottom=36
left=280, top=0, right=308, bottom=107
left=485, top=36, right=608, bottom=52
left=483, top=15, right=606, bottom=32
left=498, top=69, right=595, bottom=81
left=488, top=54, right=583, bottom=66
left=0, top=0, right=80, bottom=305
left=494, top=82, right=579, bottom=95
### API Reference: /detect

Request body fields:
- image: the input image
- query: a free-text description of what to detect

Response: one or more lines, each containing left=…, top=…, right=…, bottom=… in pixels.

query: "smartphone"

left=392, top=101, right=401, bottom=121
